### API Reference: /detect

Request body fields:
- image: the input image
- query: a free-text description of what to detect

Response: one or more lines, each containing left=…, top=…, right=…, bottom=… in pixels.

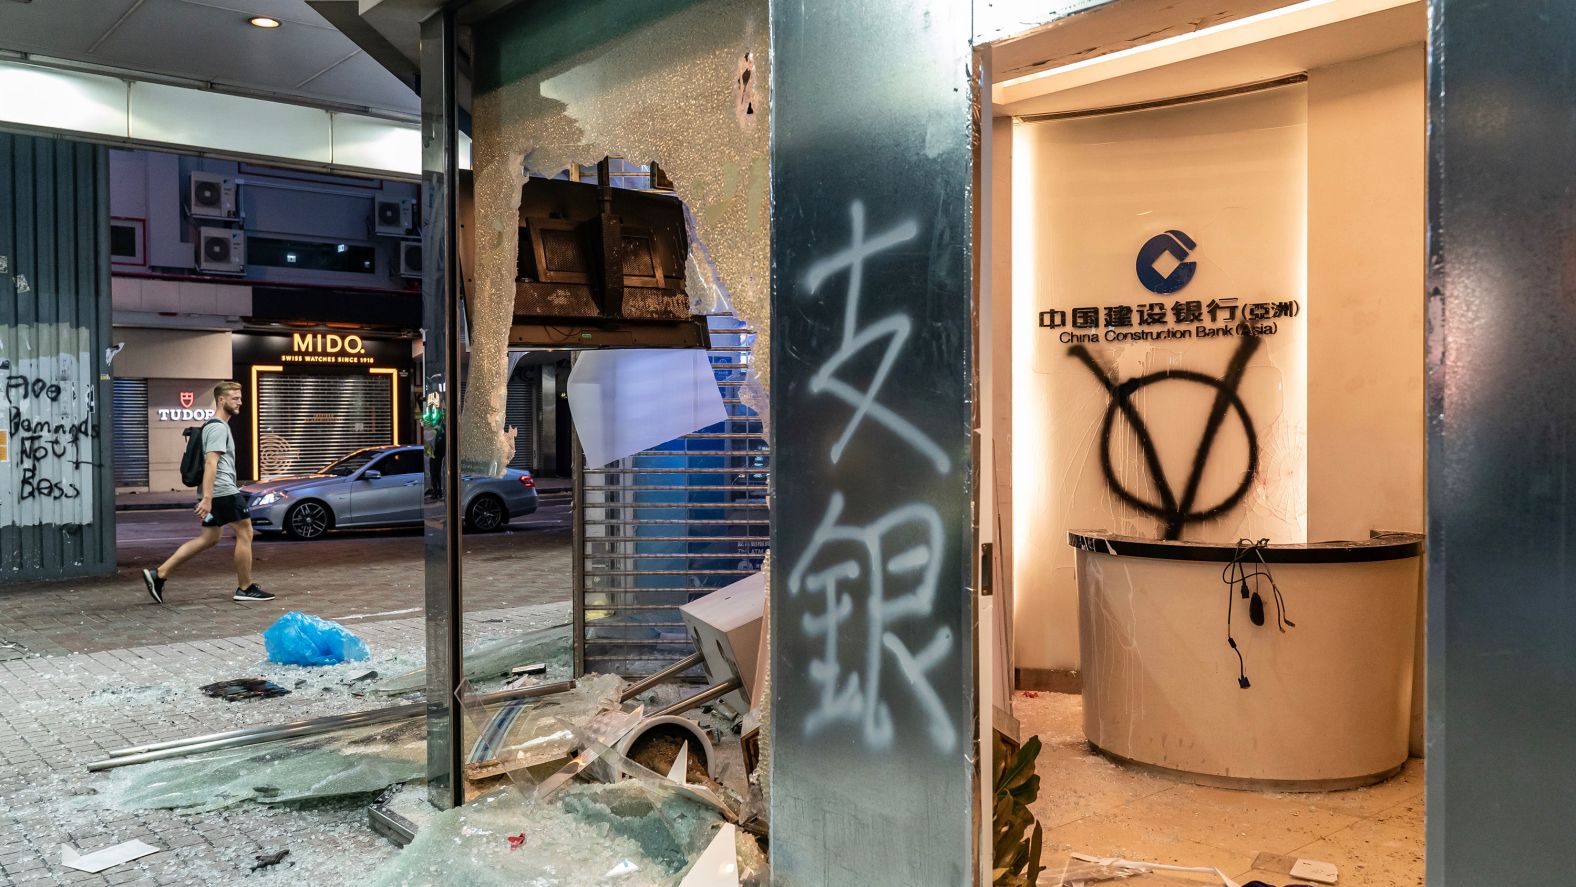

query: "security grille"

left=256, top=373, right=393, bottom=479
left=111, top=379, right=149, bottom=488
left=505, top=365, right=539, bottom=471
left=574, top=318, right=769, bottom=680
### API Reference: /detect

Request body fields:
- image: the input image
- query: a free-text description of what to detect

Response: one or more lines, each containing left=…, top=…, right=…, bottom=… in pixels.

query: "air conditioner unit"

left=189, top=172, right=238, bottom=220
left=374, top=197, right=415, bottom=236
left=398, top=240, right=422, bottom=279
left=198, top=227, right=246, bottom=274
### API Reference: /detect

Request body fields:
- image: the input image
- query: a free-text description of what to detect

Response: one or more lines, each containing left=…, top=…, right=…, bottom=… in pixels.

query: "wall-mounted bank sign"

left=156, top=391, right=216, bottom=422
left=1037, top=229, right=1301, bottom=346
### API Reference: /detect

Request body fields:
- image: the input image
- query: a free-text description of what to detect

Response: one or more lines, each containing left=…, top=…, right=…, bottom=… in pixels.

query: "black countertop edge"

left=1067, top=531, right=1425, bottom=564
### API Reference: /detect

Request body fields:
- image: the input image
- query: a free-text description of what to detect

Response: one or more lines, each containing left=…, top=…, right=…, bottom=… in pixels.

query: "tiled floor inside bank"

left=1016, top=691, right=1424, bottom=887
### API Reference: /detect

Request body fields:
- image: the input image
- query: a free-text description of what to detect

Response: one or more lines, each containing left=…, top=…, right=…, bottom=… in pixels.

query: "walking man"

left=142, top=381, right=275, bottom=603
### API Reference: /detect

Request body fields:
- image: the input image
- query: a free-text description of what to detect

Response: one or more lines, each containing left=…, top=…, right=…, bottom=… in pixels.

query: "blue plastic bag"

left=263, top=611, right=370, bottom=666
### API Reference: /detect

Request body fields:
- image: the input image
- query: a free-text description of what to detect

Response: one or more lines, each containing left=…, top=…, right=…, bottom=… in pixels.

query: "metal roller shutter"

left=505, top=365, right=539, bottom=471
left=574, top=318, right=769, bottom=680
left=112, top=379, right=149, bottom=488
left=256, top=373, right=393, bottom=479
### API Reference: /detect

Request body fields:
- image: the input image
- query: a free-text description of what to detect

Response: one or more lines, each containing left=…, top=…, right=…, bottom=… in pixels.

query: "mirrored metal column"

left=769, top=1, right=979, bottom=883
left=1428, top=0, right=1576, bottom=881
left=419, top=8, right=466, bottom=811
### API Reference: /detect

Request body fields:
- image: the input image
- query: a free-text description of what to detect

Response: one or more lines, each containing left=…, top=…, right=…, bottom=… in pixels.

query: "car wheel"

left=466, top=495, right=507, bottom=532
left=284, top=500, right=333, bottom=540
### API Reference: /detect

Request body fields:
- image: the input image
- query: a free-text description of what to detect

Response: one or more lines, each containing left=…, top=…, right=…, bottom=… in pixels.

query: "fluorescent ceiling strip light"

left=0, top=59, right=423, bottom=176
left=993, top=0, right=1416, bottom=106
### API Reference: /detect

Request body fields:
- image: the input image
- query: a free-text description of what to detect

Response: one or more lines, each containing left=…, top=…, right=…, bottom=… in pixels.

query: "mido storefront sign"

left=283, top=332, right=373, bottom=365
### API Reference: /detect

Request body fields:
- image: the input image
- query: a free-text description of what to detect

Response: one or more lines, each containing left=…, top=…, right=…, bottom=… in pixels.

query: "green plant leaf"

left=992, top=731, right=1046, bottom=886
left=1009, top=772, right=1041, bottom=805
left=994, top=805, right=1028, bottom=861
left=998, top=735, right=1042, bottom=793
left=993, top=731, right=1015, bottom=786
left=1026, top=821, right=1044, bottom=883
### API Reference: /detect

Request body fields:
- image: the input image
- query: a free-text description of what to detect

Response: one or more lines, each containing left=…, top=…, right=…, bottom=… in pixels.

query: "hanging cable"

left=1220, top=538, right=1296, bottom=689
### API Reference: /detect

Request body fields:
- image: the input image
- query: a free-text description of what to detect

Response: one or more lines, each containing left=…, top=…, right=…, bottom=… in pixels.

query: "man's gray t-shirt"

left=201, top=420, right=239, bottom=496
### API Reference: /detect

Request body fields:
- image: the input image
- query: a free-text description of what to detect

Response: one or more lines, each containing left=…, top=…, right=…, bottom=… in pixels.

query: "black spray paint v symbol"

left=1070, top=334, right=1262, bottom=540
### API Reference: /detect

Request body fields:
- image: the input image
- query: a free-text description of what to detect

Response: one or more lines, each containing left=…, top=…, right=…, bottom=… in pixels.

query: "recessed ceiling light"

left=248, top=16, right=281, bottom=28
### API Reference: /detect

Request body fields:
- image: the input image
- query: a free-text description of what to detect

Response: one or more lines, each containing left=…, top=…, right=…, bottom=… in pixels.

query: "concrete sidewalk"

left=0, top=513, right=570, bottom=659
left=116, top=476, right=572, bottom=511
left=0, top=600, right=570, bottom=886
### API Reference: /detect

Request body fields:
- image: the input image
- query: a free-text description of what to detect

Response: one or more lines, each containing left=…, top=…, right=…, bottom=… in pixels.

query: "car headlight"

left=253, top=490, right=288, bottom=507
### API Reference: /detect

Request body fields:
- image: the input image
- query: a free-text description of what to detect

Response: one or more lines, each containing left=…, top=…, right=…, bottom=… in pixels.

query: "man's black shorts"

left=202, top=493, right=251, bottom=527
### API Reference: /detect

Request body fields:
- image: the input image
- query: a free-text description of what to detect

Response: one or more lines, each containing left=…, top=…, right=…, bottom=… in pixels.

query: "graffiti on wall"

left=787, top=201, right=958, bottom=753
left=1069, top=334, right=1261, bottom=540
left=0, top=324, right=98, bottom=528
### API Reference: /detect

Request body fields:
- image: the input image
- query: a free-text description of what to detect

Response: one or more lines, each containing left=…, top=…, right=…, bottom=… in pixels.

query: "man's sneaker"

left=142, top=568, right=166, bottom=604
left=234, top=584, right=276, bottom=602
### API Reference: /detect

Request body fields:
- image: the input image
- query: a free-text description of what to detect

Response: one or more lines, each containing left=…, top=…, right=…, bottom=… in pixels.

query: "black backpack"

left=180, top=419, right=224, bottom=488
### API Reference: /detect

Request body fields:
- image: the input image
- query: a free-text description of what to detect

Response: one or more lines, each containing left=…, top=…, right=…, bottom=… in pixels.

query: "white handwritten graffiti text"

left=790, top=202, right=957, bottom=753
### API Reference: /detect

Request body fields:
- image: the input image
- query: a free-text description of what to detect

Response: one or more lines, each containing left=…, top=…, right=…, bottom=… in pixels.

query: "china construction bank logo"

left=1136, top=229, right=1197, bottom=294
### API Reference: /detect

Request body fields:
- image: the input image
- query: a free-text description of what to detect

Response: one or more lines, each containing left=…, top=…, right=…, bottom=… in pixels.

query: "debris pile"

left=89, top=580, right=770, bottom=885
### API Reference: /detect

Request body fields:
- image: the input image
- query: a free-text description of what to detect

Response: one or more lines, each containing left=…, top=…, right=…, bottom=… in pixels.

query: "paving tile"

left=0, top=514, right=573, bottom=884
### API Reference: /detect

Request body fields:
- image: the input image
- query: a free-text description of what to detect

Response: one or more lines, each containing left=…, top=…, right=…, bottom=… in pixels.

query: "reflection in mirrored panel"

left=423, top=0, right=773, bottom=832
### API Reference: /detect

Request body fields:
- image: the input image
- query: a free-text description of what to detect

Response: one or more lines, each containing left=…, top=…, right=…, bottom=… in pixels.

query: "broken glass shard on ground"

left=101, top=674, right=627, bottom=815
left=463, top=673, right=627, bottom=783
left=101, top=718, right=428, bottom=814
left=364, top=783, right=724, bottom=887
left=376, top=622, right=573, bottom=695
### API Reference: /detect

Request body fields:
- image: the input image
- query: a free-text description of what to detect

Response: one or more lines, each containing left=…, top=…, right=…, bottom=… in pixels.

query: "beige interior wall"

left=1008, top=46, right=1427, bottom=688
left=1307, top=45, right=1426, bottom=540
left=992, top=114, right=1016, bottom=674
left=1306, top=44, right=1427, bottom=753
left=1012, top=85, right=1309, bottom=672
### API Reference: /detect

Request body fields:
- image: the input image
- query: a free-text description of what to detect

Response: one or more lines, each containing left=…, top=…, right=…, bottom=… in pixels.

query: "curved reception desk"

left=1069, top=531, right=1424, bottom=791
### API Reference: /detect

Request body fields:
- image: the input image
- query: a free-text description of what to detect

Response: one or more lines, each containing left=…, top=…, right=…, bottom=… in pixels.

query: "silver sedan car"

left=241, top=445, right=539, bottom=539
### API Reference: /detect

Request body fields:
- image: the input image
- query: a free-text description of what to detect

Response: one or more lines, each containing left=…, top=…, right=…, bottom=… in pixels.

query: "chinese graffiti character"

left=789, top=492, right=956, bottom=753
left=804, top=201, right=949, bottom=473
left=1071, top=307, right=1098, bottom=329
left=1172, top=300, right=1203, bottom=324
left=1137, top=302, right=1167, bottom=325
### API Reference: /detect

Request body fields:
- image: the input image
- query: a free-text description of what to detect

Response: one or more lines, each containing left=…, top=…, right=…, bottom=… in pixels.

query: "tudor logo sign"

left=159, top=390, right=212, bottom=420
left=1136, top=229, right=1198, bottom=294
left=157, top=407, right=215, bottom=422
